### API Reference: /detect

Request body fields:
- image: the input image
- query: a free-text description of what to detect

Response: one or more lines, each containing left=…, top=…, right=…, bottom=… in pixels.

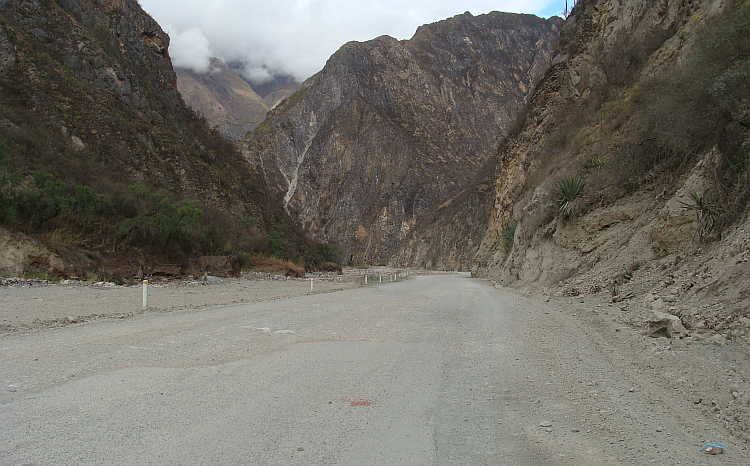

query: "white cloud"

left=139, top=0, right=566, bottom=83
left=238, top=64, right=275, bottom=84
left=168, top=27, right=212, bottom=73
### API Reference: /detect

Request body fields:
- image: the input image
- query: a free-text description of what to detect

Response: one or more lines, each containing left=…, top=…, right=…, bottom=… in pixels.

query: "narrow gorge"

left=241, top=12, right=562, bottom=268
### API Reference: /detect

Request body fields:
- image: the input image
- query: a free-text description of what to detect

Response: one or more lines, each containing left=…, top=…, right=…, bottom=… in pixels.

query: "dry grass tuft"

left=249, top=255, right=306, bottom=277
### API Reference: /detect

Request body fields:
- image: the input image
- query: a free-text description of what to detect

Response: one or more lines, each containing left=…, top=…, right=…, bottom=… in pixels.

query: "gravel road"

left=1, top=274, right=748, bottom=464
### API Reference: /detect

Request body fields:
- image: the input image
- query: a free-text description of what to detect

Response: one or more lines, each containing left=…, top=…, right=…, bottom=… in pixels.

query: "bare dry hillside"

left=474, top=0, right=750, bottom=343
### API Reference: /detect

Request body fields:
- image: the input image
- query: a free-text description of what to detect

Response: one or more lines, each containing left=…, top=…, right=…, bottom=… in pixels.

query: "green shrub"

left=582, top=155, right=605, bottom=175
left=241, top=216, right=259, bottom=229
left=502, top=220, right=517, bottom=252
left=235, top=250, right=251, bottom=269
left=316, top=241, right=343, bottom=264
left=72, top=185, right=111, bottom=221
left=85, top=270, right=104, bottom=282
left=118, top=183, right=204, bottom=252
left=22, top=265, right=57, bottom=282
left=265, top=230, right=282, bottom=257
left=23, top=171, right=70, bottom=230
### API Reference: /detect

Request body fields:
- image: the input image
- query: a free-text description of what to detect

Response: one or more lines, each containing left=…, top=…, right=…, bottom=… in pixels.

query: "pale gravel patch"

left=0, top=273, right=361, bottom=332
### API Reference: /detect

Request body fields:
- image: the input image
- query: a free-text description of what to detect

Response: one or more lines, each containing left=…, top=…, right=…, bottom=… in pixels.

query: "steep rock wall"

left=473, top=0, right=750, bottom=317
left=0, top=0, right=306, bottom=274
left=243, top=12, right=561, bottom=265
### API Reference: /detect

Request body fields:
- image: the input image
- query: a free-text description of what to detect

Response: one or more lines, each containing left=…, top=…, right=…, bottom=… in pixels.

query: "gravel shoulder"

left=538, top=286, right=750, bottom=454
left=0, top=272, right=366, bottom=332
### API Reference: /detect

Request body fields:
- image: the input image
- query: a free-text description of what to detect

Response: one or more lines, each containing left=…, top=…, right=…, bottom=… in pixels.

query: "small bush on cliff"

left=71, top=185, right=112, bottom=223
left=0, top=156, right=21, bottom=224
left=265, top=229, right=282, bottom=257
left=502, top=220, right=517, bottom=252
left=679, top=189, right=718, bottom=241
left=23, top=171, right=70, bottom=230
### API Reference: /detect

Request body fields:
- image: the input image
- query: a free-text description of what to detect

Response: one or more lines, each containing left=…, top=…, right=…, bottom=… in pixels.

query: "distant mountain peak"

left=176, top=57, right=268, bottom=140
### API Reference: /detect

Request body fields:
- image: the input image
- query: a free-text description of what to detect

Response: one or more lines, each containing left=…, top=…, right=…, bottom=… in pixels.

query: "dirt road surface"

left=1, top=274, right=748, bottom=464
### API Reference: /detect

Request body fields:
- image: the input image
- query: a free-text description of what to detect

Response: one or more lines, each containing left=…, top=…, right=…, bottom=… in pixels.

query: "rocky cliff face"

left=242, top=12, right=561, bottom=266
left=0, top=0, right=306, bottom=275
left=0, top=0, right=254, bottom=203
left=176, top=57, right=269, bottom=140
left=473, top=0, right=749, bottom=320
left=390, top=157, right=495, bottom=270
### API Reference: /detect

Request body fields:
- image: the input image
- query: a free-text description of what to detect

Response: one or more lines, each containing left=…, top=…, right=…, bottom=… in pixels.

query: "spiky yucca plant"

left=555, top=175, right=586, bottom=217
left=679, top=189, right=718, bottom=240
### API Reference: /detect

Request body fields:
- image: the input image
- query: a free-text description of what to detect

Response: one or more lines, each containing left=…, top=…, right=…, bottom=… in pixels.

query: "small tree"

left=265, top=230, right=282, bottom=257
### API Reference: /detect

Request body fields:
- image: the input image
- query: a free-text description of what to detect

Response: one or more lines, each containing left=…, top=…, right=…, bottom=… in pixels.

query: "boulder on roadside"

left=651, top=298, right=666, bottom=311
left=647, top=311, right=688, bottom=338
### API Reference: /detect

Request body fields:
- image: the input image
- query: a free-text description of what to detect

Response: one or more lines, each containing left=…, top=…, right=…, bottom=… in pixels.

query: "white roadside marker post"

left=379, top=275, right=382, bottom=283
left=365, top=275, right=368, bottom=285
left=310, top=277, right=314, bottom=291
left=142, top=280, right=148, bottom=309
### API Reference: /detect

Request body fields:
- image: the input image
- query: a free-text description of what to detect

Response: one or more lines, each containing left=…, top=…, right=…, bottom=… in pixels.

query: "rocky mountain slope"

left=239, top=73, right=300, bottom=110
left=0, top=0, right=314, bottom=278
left=389, top=157, right=495, bottom=271
left=176, top=57, right=269, bottom=140
left=242, top=12, right=562, bottom=266
left=473, top=0, right=750, bottom=339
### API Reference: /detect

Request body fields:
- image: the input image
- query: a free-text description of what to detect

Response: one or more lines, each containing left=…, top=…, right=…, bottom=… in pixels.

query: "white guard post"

left=142, top=280, right=148, bottom=309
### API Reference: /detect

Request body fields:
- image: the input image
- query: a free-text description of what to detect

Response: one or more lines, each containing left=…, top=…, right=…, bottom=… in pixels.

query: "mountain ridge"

left=473, top=0, right=750, bottom=329
left=0, top=0, right=317, bottom=278
left=175, top=57, right=269, bottom=140
left=243, top=11, right=562, bottom=266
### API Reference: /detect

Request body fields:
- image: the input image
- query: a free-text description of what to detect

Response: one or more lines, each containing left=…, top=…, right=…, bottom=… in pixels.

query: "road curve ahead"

left=1, top=274, right=745, bottom=464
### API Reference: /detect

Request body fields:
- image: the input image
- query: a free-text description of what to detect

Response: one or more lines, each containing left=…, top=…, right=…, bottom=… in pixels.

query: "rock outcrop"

left=242, top=12, right=562, bottom=266
left=390, top=158, right=495, bottom=270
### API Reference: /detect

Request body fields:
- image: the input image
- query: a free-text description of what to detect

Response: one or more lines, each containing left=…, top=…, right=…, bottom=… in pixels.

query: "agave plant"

left=555, top=175, right=586, bottom=217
